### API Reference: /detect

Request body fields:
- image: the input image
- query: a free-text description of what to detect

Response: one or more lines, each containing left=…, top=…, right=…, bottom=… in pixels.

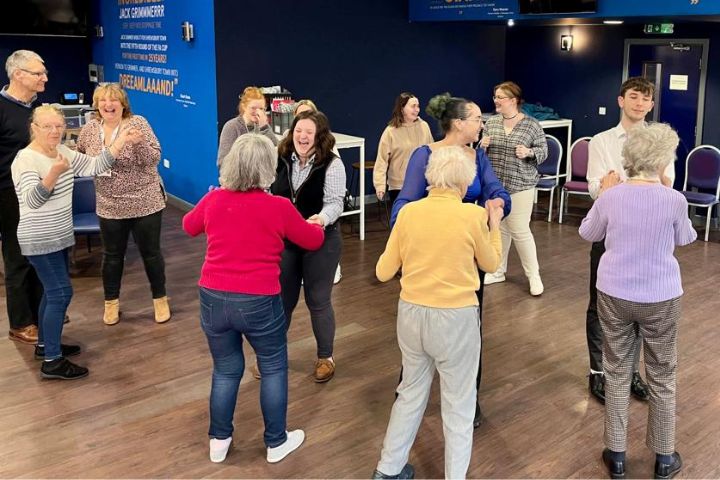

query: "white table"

left=538, top=118, right=573, bottom=178
left=333, top=132, right=366, bottom=240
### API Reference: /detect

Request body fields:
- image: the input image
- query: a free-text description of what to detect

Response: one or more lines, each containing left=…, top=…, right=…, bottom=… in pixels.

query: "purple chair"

left=681, top=145, right=720, bottom=242
left=559, top=137, right=592, bottom=224
left=535, top=134, right=565, bottom=222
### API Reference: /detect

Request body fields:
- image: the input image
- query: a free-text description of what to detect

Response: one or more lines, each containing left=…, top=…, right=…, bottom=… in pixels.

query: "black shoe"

left=655, top=452, right=682, bottom=479
left=602, top=448, right=626, bottom=479
left=40, top=358, right=89, bottom=380
left=589, top=373, right=606, bottom=404
left=473, top=402, right=482, bottom=428
left=372, top=463, right=414, bottom=479
left=631, top=372, right=650, bottom=401
left=34, top=344, right=81, bottom=360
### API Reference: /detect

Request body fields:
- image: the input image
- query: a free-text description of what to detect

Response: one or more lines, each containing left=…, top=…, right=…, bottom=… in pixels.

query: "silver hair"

left=622, top=123, right=679, bottom=178
left=220, top=134, right=277, bottom=191
left=424, top=145, right=476, bottom=194
left=5, top=50, right=44, bottom=78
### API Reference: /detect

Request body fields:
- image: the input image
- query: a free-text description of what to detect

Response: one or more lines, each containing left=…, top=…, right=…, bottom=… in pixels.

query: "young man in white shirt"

left=585, top=77, right=675, bottom=405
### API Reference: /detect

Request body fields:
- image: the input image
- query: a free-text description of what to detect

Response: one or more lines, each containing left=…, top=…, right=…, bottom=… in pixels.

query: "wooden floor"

left=1, top=200, right=719, bottom=479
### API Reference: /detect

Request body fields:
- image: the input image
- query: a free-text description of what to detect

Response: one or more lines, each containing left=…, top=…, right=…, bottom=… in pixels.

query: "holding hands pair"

left=485, top=198, right=504, bottom=230
left=51, top=126, right=143, bottom=175
left=307, top=214, right=325, bottom=228
left=600, top=170, right=622, bottom=193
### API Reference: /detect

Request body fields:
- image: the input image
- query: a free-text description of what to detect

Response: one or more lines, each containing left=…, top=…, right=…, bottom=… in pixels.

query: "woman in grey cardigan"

left=217, top=86, right=278, bottom=166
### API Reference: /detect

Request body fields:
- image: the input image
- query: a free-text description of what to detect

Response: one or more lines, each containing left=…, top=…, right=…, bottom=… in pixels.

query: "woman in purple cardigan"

left=579, top=123, right=696, bottom=480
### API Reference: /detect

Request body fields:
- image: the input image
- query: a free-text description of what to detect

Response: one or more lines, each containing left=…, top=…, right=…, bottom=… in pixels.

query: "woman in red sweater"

left=183, top=134, right=324, bottom=465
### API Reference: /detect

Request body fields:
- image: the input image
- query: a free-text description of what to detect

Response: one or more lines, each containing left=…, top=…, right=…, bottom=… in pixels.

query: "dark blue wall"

left=214, top=0, right=507, bottom=194
left=505, top=23, right=720, bottom=147
left=0, top=35, right=93, bottom=104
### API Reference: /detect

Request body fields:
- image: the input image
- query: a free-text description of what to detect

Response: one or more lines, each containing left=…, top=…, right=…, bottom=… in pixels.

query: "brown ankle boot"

left=153, top=296, right=171, bottom=323
left=103, top=299, right=120, bottom=325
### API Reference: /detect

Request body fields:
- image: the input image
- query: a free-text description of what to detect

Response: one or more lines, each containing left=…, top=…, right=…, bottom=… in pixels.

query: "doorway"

left=623, top=39, right=709, bottom=188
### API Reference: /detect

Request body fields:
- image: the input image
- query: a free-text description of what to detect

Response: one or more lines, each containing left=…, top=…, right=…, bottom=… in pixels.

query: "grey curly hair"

left=424, top=146, right=476, bottom=195
left=622, top=123, right=679, bottom=178
left=220, top=134, right=277, bottom=191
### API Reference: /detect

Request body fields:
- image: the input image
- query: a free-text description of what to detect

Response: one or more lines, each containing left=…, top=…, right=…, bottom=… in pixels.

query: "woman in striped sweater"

left=11, top=105, right=141, bottom=380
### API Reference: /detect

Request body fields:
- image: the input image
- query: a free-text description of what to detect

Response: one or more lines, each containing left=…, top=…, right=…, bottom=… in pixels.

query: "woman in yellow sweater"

left=372, top=146, right=502, bottom=480
left=373, top=92, right=434, bottom=205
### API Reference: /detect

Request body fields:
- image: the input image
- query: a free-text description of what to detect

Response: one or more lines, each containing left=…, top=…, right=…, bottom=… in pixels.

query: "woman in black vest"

left=271, top=111, right=345, bottom=383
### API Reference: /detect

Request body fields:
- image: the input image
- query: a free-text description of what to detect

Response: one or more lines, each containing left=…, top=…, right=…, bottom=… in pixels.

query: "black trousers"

left=586, top=240, right=641, bottom=373
left=586, top=241, right=606, bottom=372
left=99, top=209, right=166, bottom=300
left=476, top=271, right=485, bottom=390
left=397, top=271, right=486, bottom=392
left=279, top=225, right=342, bottom=359
left=387, top=189, right=401, bottom=205
left=0, top=187, right=43, bottom=329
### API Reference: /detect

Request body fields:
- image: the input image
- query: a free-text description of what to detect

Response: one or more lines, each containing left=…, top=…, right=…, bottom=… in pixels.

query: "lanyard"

left=100, top=121, right=121, bottom=146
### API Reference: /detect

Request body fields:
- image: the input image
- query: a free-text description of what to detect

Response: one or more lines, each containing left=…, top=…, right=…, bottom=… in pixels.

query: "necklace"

left=502, top=112, right=519, bottom=120
left=627, top=176, right=660, bottom=184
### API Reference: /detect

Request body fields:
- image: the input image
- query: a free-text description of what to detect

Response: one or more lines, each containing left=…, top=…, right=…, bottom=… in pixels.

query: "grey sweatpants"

left=376, top=299, right=481, bottom=479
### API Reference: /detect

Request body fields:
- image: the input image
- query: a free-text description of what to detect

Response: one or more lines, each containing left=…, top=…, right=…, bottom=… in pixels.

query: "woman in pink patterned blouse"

left=77, top=83, right=170, bottom=325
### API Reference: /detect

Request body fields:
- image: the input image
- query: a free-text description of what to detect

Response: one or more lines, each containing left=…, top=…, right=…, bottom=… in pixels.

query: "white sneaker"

left=209, top=437, right=232, bottom=463
left=484, top=272, right=506, bottom=285
left=266, top=429, right=305, bottom=463
left=529, top=276, right=544, bottom=296
left=333, top=265, right=342, bottom=284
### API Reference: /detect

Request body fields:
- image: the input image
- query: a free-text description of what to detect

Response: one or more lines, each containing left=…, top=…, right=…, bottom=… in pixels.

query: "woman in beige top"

left=77, top=83, right=170, bottom=325
left=373, top=92, right=434, bottom=204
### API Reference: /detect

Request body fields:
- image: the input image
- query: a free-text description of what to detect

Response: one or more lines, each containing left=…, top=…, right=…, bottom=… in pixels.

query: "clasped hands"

left=244, top=110, right=269, bottom=128
left=51, top=126, right=142, bottom=175
left=307, top=214, right=325, bottom=228
left=479, top=137, right=532, bottom=159
left=485, top=197, right=504, bottom=229
left=600, top=170, right=622, bottom=193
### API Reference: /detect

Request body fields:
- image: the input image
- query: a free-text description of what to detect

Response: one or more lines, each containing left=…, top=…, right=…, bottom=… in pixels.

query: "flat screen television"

left=519, top=0, right=597, bottom=15
left=0, top=0, right=89, bottom=37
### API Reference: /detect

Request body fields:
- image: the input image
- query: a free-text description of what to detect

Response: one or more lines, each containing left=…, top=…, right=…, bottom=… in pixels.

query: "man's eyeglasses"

left=33, top=123, right=65, bottom=132
left=20, top=68, right=49, bottom=78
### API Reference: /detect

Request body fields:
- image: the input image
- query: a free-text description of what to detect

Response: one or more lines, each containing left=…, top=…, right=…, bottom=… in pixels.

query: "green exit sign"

left=644, top=23, right=675, bottom=34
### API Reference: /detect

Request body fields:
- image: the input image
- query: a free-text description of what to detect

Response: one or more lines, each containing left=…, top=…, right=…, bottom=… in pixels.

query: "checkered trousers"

left=597, top=291, right=681, bottom=455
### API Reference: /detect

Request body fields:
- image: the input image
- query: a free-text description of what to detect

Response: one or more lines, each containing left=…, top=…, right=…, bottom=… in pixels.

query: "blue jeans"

left=26, top=249, right=72, bottom=360
left=199, top=287, right=288, bottom=447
